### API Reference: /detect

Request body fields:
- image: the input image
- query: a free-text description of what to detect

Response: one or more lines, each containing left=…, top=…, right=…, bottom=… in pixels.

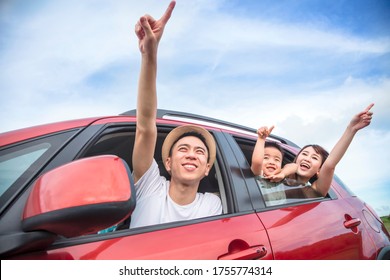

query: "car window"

left=255, top=177, right=323, bottom=206
left=0, top=130, right=80, bottom=210
left=80, top=125, right=228, bottom=232
left=232, top=136, right=326, bottom=207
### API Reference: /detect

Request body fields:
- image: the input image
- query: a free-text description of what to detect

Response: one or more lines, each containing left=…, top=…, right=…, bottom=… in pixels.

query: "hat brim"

left=161, top=125, right=216, bottom=169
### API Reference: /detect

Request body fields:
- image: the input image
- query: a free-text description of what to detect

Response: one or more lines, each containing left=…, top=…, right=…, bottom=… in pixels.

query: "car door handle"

left=218, top=245, right=267, bottom=260
left=344, top=218, right=361, bottom=229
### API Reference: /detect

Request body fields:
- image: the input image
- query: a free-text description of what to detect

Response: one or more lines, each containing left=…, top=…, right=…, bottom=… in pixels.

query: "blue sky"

left=1, top=0, right=389, bottom=216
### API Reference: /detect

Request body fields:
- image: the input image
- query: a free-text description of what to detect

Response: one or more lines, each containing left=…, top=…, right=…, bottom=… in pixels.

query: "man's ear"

left=204, top=163, right=211, bottom=176
left=165, top=157, right=172, bottom=173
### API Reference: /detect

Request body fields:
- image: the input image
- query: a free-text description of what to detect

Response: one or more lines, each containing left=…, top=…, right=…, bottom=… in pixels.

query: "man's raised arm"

left=132, top=1, right=176, bottom=183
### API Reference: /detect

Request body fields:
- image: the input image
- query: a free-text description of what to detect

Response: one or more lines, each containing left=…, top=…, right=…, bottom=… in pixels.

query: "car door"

left=255, top=197, right=365, bottom=259
left=6, top=124, right=272, bottom=260
left=229, top=134, right=366, bottom=260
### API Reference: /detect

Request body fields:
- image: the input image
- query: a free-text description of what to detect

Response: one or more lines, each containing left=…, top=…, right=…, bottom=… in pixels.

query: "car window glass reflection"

left=0, top=143, right=50, bottom=197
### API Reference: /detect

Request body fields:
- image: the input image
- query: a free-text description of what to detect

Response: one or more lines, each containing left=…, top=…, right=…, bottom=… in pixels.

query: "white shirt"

left=130, top=160, right=222, bottom=228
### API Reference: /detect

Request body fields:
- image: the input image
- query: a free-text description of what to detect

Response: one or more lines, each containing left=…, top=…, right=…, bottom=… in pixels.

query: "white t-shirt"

left=130, top=160, right=222, bottom=228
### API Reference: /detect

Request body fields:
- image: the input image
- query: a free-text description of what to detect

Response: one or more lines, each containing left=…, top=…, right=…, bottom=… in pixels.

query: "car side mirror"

left=22, top=155, right=135, bottom=238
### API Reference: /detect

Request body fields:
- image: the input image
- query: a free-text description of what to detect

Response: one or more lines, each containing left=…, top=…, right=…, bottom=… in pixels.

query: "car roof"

left=123, top=109, right=300, bottom=148
left=1, top=109, right=300, bottom=149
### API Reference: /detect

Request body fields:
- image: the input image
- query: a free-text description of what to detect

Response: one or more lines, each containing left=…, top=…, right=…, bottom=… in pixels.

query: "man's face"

left=262, top=147, right=283, bottom=177
left=165, top=136, right=210, bottom=186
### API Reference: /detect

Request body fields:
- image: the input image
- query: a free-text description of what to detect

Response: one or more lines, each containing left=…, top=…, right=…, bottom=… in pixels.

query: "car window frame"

left=229, top=134, right=338, bottom=211
left=77, top=123, right=238, bottom=217
left=78, top=124, right=234, bottom=215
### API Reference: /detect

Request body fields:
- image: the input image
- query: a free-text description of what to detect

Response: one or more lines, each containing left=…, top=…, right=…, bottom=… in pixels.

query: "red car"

left=1, top=109, right=389, bottom=260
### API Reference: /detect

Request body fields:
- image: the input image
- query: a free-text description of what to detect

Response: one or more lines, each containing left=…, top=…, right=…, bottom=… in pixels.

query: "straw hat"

left=161, top=125, right=216, bottom=168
